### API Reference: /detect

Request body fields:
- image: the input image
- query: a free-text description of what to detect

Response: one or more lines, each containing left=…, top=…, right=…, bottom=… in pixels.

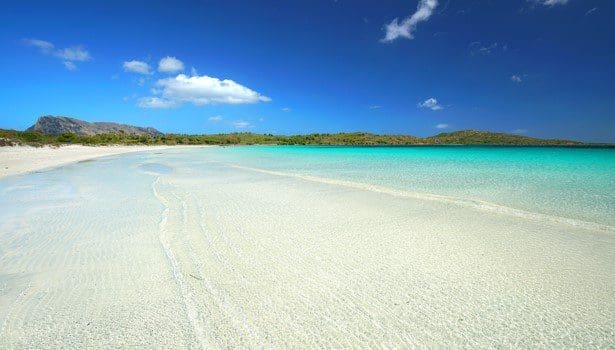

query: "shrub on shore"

left=0, top=129, right=586, bottom=147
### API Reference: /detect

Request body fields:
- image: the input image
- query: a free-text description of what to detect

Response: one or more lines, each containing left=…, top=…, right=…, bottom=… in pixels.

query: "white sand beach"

left=0, top=145, right=195, bottom=178
left=0, top=148, right=613, bottom=348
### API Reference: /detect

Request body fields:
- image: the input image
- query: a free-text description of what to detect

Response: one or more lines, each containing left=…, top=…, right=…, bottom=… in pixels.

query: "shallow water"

left=189, top=146, right=615, bottom=227
left=0, top=147, right=613, bottom=348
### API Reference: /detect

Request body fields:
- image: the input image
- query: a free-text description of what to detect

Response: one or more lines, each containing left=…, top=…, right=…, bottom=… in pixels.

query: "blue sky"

left=0, top=0, right=613, bottom=141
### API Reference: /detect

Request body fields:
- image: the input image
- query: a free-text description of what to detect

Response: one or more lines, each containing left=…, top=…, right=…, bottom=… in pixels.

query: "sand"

left=0, top=145, right=176, bottom=178
left=0, top=149, right=613, bottom=348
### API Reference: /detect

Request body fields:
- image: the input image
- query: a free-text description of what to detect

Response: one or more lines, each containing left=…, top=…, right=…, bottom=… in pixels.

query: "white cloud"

left=468, top=41, right=507, bottom=56
left=138, top=73, right=270, bottom=108
left=258, top=117, right=265, bottom=122
left=54, top=46, right=91, bottom=61
left=137, top=76, right=150, bottom=86
left=418, top=97, right=443, bottom=110
left=23, top=38, right=91, bottom=70
left=536, top=0, right=569, bottom=6
left=208, top=115, right=223, bottom=122
left=123, top=60, right=152, bottom=74
left=281, top=107, right=291, bottom=112
left=381, top=0, right=438, bottom=42
left=137, top=97, right=177, bottom=109
left=511, top=75, right=523, bottom=83
left=369, top=105, right=382, bottom=109
left=23, top=38, right=54, bottom=52
left=512, top=128, right=528, bottom=134
left=585, top=7, right=598, bottom=16
left=232, top=120, right=252, bottom=129
left=158, top=56, right=185, bottom=73
left=63, top=61, right=77, bottom=71
left=435, top=123, right=449, bottom=129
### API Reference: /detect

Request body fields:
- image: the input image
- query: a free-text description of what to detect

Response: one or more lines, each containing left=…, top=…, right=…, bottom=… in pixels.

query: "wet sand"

left=0, top=145, right=176, bottom=178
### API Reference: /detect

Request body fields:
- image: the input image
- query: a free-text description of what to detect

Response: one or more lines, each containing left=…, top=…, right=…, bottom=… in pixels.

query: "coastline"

left=230, top=163, right=615, bottom=233
left=0, top=144, right=208, bottom=179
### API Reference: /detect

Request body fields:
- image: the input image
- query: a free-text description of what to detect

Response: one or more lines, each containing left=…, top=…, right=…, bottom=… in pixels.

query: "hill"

left=0, top=116, right=593, bottom=147
left=426, top=130, right=581, bottom=146
left=27, top=115, right=162, bottom=137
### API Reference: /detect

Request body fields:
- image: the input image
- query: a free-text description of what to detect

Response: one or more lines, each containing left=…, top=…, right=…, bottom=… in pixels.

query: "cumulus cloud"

left=435, top=123, right=449, bottom=129
left=381, top=0, right=438, bottom=42
left=511, top=75, right=523, bottom=83
left=418, top=97, right=443, bottom=110
left=137, top=97, right=177, bottom=109
left=138, top=73, right=270, bottom=108
left=512, top=128, right=528, bottom=134
left=208, top=115, right=223, bottom=122
left=23, top=38, right=91, bottom=70
left=281, top=107, right=291, bottom=112
left=369, top=105, right=382, bottom=109
left=158, top=56, right=184, bottom=73
left=232, top=120, right=252, bottom=129
left=123, top=60, right=152, bottom=74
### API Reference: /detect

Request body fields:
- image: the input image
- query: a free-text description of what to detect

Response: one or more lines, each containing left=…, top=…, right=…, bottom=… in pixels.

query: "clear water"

left=1, top=147, right=614, bottom=348
left=186, top=146, right=615, bottom=227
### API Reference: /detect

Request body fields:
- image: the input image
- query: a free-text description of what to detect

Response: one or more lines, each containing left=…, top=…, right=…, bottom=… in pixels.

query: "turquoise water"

left=188, top=146, right=615, bottom=227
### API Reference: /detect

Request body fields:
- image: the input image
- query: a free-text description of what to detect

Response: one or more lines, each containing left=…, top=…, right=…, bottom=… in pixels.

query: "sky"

left=0, top=0, right=613, bottom=142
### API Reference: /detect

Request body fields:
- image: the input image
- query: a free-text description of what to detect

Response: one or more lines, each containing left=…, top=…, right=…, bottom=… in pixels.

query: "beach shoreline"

left=0, top=144, right=208, bottom=179
left=1, top=149, right=613, bottom=348
left=0, top=145, right=613, bottom=348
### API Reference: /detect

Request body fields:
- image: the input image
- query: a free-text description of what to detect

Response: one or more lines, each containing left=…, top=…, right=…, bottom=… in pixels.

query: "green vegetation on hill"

left=425, top=130, right=581, bottom=146
left=0, top=128, right=585, bottom=147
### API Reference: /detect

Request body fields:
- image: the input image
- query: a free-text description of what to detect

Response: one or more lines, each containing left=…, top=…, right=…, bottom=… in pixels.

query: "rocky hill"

left=27, top=115, right=163, bottom=137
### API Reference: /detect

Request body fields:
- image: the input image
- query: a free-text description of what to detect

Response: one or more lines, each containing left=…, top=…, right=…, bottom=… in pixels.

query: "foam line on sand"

left=229, top=163, right=615, bottom=233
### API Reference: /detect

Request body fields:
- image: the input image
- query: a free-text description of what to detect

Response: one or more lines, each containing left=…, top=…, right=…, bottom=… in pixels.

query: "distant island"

left=0, top=115, right=596, bottom=147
